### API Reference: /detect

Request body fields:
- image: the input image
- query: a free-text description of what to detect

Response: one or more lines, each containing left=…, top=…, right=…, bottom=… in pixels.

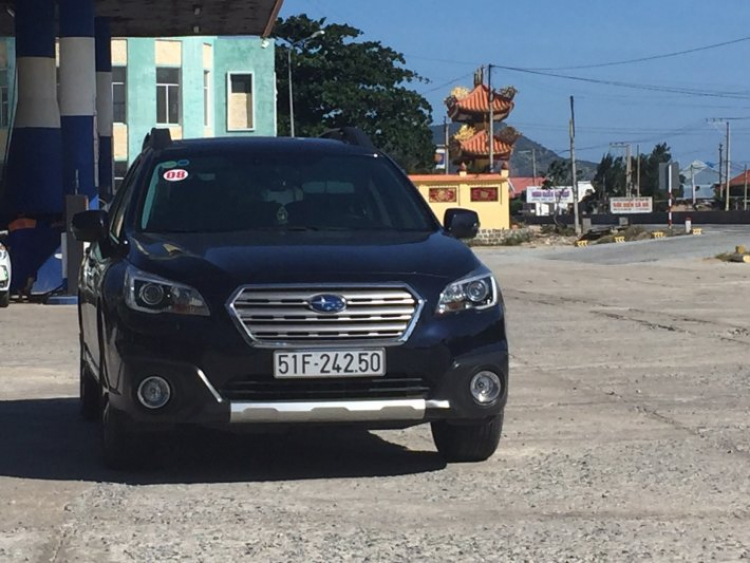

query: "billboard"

left=610, top=197, right=653, bottom=214
left=434, top=148, right=447, bottom=170
left=526, top=188, right=574, bottom=204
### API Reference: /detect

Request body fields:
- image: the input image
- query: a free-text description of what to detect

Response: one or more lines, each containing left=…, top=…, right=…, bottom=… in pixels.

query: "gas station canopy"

left=0, top=0, right=284, bottom=37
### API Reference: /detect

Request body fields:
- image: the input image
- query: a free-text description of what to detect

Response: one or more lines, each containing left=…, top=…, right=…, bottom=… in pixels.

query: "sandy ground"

left=1, top=231, right=749, bottom=562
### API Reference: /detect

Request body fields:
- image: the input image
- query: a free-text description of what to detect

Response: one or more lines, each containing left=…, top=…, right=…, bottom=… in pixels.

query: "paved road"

left=1, top=237, right=749, bottom=561
left=494, top=225, right=750, bottom=266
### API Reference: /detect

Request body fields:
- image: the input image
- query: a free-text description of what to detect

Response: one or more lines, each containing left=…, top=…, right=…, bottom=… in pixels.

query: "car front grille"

left=221, top=376, right=431, bottom=402
left=228, top=286, right=422, bottom=345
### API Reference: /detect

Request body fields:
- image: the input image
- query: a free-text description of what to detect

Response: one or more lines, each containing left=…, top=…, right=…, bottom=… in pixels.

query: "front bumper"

left=105, top=305, right=508, bottom=428
left=231, top=398, right=451, bottom=424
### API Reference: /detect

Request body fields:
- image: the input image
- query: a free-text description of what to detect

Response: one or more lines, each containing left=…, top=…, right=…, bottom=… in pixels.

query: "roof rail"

left=142, top=128, right=173, bottom=151
left=319, top=127, right=376, bottom=150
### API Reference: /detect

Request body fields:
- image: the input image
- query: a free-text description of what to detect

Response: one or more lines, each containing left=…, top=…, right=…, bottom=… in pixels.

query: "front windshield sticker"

left=176, top=159, right=191, bottom=166
left=276, top=206, right=289, bottom=225
left=163, top=169, right=189, bottom=182
left=160, top=161, right=178, bottom=169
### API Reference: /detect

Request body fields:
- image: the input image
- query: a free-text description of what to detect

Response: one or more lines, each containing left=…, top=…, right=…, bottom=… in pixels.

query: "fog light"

left=137, top=376, right=171, bottom=409
left=470, top=371, right=501, bottom=405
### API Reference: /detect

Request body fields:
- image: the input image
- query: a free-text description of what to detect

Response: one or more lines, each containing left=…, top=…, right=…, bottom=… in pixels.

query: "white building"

left=525, top=182, right=595, bottom=216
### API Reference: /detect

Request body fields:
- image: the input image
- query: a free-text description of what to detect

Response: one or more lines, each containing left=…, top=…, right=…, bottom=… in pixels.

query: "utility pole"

left=519, top=149, right=538, bottom=180
left=569, top=96, right=581, bottom=236
left=725, top=121, right=731, bottom=211
left=636, top=144, right=641, bottom=197
left=744, top=164, right=748, bottom=211
left=691, top=163, right=696, bottom=205
left=610, top=142, right=632, bottom=197
left=667, top=163, right=673, bottom=229
left=488, top=64, right=494, bottom=172
left=624, top=145, right=632, bottom=197
left=443, top=117, right=450, bottom=176
left=719, top=143, right=723, bottom=198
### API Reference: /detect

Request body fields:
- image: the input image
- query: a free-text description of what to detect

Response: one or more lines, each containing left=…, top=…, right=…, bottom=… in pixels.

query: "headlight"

left=125, top=265, right=210, bottom=316
left=436, top=269, right=498, bottom=316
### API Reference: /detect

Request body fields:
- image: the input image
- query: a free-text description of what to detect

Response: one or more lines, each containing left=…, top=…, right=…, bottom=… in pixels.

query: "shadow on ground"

left=0, top=398, right=446, bottom=484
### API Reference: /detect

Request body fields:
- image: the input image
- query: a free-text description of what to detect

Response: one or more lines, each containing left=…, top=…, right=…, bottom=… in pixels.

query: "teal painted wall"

left=0, top=38, right=16, bottom=172
left=213, top=37, right=276, bottom=137
left=181, top=37, right=210, bottom=139
left=126, top=38, right=156, bottom=162
left=114, top=36, right=276, bottom=165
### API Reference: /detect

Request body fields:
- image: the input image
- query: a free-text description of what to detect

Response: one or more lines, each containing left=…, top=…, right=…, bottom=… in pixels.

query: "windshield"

left=138, top=151, right=436, bottom=233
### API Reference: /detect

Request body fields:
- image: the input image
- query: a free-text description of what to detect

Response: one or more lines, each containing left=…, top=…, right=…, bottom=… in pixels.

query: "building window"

left=156, top=68, right=181, bottom=125
left=203, top=70, right=211, bottom=128
left=0, top=69, right=9, bottom=129
left=227, top=73, right=254, bottom=131
left=0, top=87, right=9, bottom=128
left=112, top=66, right=127, bottom=124
left=114, top=161, right=129, bottom=192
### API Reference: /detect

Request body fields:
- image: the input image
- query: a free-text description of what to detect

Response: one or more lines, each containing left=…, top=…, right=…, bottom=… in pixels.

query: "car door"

left=80, top=156, right=143, bottom=377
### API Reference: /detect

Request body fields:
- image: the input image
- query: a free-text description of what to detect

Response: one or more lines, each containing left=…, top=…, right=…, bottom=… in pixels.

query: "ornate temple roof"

left=447, top=84, right=516, bottom=122
left=452, top=127, right=522, bottom=161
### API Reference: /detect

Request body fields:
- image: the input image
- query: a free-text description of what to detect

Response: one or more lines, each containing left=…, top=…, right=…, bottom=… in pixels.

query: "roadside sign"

left=610, top=197, right=653, bottom=214
left=658, top=162, right=680, bottom=191
left=434, top=148, right=446, bottom=170
left=526, top=188, right=574, bottom=204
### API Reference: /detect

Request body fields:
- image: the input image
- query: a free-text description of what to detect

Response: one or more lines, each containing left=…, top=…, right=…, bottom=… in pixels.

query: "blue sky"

left=280, top=0, right=750, bottom=173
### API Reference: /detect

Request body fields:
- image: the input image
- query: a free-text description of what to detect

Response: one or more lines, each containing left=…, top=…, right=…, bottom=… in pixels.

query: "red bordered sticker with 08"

left=163, top=169, right=189, bottom=182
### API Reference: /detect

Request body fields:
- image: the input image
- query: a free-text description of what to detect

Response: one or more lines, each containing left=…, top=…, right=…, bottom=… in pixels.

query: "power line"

left=406, top=33, right=750, bottom=73
left=419, top=72, right=474, bottom=95
left=492, top=65, right=750, bottom=100
left=532, top=35, right=750, bottom=71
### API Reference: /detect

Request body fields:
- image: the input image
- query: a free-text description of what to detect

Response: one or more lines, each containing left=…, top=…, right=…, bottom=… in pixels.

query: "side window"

left=109, top=157, right=143, bottom=242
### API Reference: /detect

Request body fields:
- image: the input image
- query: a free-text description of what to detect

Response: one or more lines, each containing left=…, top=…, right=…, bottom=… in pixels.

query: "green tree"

left=639, top=143, right=673, bottom=198
left=593, top=143, right=676, bottom=199
left=273, top=15, right=435, bottom=172
left=593, top=152, right=626, bottom=197
left=542, top=159, right=582, bottom=189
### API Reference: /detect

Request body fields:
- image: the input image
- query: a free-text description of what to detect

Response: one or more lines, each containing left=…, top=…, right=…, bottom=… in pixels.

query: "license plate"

left=274, top=350, right=386, bottom=378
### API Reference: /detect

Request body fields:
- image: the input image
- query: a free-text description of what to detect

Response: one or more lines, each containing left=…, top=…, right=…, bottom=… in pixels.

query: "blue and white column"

left=95, top=18, right=113, bottom=203
left=5, top=0, right=62, bottom=216
left=4, top=0, right=63, bottom=294
left=59, top=0, right=97, bottom=206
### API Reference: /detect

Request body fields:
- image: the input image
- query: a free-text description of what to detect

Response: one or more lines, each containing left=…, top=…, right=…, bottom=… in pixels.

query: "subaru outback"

left=72, top=128, right=509, bottom=469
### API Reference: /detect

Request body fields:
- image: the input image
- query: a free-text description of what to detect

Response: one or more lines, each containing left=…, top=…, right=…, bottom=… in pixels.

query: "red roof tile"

left=508, top=177, right=545, bottom=197
left=458, top=130, right=514, bottom=159
left=448, top=84, right=514, bottom=121
left=729, top=170, right=750, bottom=187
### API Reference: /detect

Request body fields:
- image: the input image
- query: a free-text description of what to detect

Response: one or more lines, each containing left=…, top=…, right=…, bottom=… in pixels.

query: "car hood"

left=127, top=230, right=481, bottom=291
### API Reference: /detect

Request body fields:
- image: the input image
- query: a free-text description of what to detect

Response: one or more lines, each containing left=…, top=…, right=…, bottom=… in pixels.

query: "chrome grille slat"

left=236, top=305, right=415, bottom=317
left=228, top=285, right=422, bottom=346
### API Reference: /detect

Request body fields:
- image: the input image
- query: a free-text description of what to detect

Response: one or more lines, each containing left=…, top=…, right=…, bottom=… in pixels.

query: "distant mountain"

left=430, top=123, right=597, bottom=180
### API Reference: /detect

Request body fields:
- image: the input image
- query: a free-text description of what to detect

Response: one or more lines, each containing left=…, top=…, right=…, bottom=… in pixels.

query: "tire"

left=79, top=351, right=101, bottom=421
left=101, top=401, right=149, bottom=471
left=0, top=291, right=9, bottom=308
left=431, top=413, right=504, bottom=463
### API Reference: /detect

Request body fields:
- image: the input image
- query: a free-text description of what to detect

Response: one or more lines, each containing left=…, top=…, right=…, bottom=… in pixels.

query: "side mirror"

left=72, top=210, right=108, bottom=242
left=444, top=208, right=479, bottom=239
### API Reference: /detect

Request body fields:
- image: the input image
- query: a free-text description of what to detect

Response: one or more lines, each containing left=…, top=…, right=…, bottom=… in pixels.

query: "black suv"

left=73, top=128, right=509, bottom=469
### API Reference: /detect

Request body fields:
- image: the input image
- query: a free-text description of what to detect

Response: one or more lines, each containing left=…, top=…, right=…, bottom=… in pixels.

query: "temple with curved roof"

left=444, top=78, right=520, bottom=172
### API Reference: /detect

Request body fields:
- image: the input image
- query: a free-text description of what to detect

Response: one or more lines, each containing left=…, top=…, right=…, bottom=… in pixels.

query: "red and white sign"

left=610, top=197, right=653, bottom=214
left=163, top=169, right=189, bottom=182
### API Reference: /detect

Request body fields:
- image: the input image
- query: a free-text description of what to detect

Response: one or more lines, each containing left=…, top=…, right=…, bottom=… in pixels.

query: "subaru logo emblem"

left=308, top=294, right=347, bottom=314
